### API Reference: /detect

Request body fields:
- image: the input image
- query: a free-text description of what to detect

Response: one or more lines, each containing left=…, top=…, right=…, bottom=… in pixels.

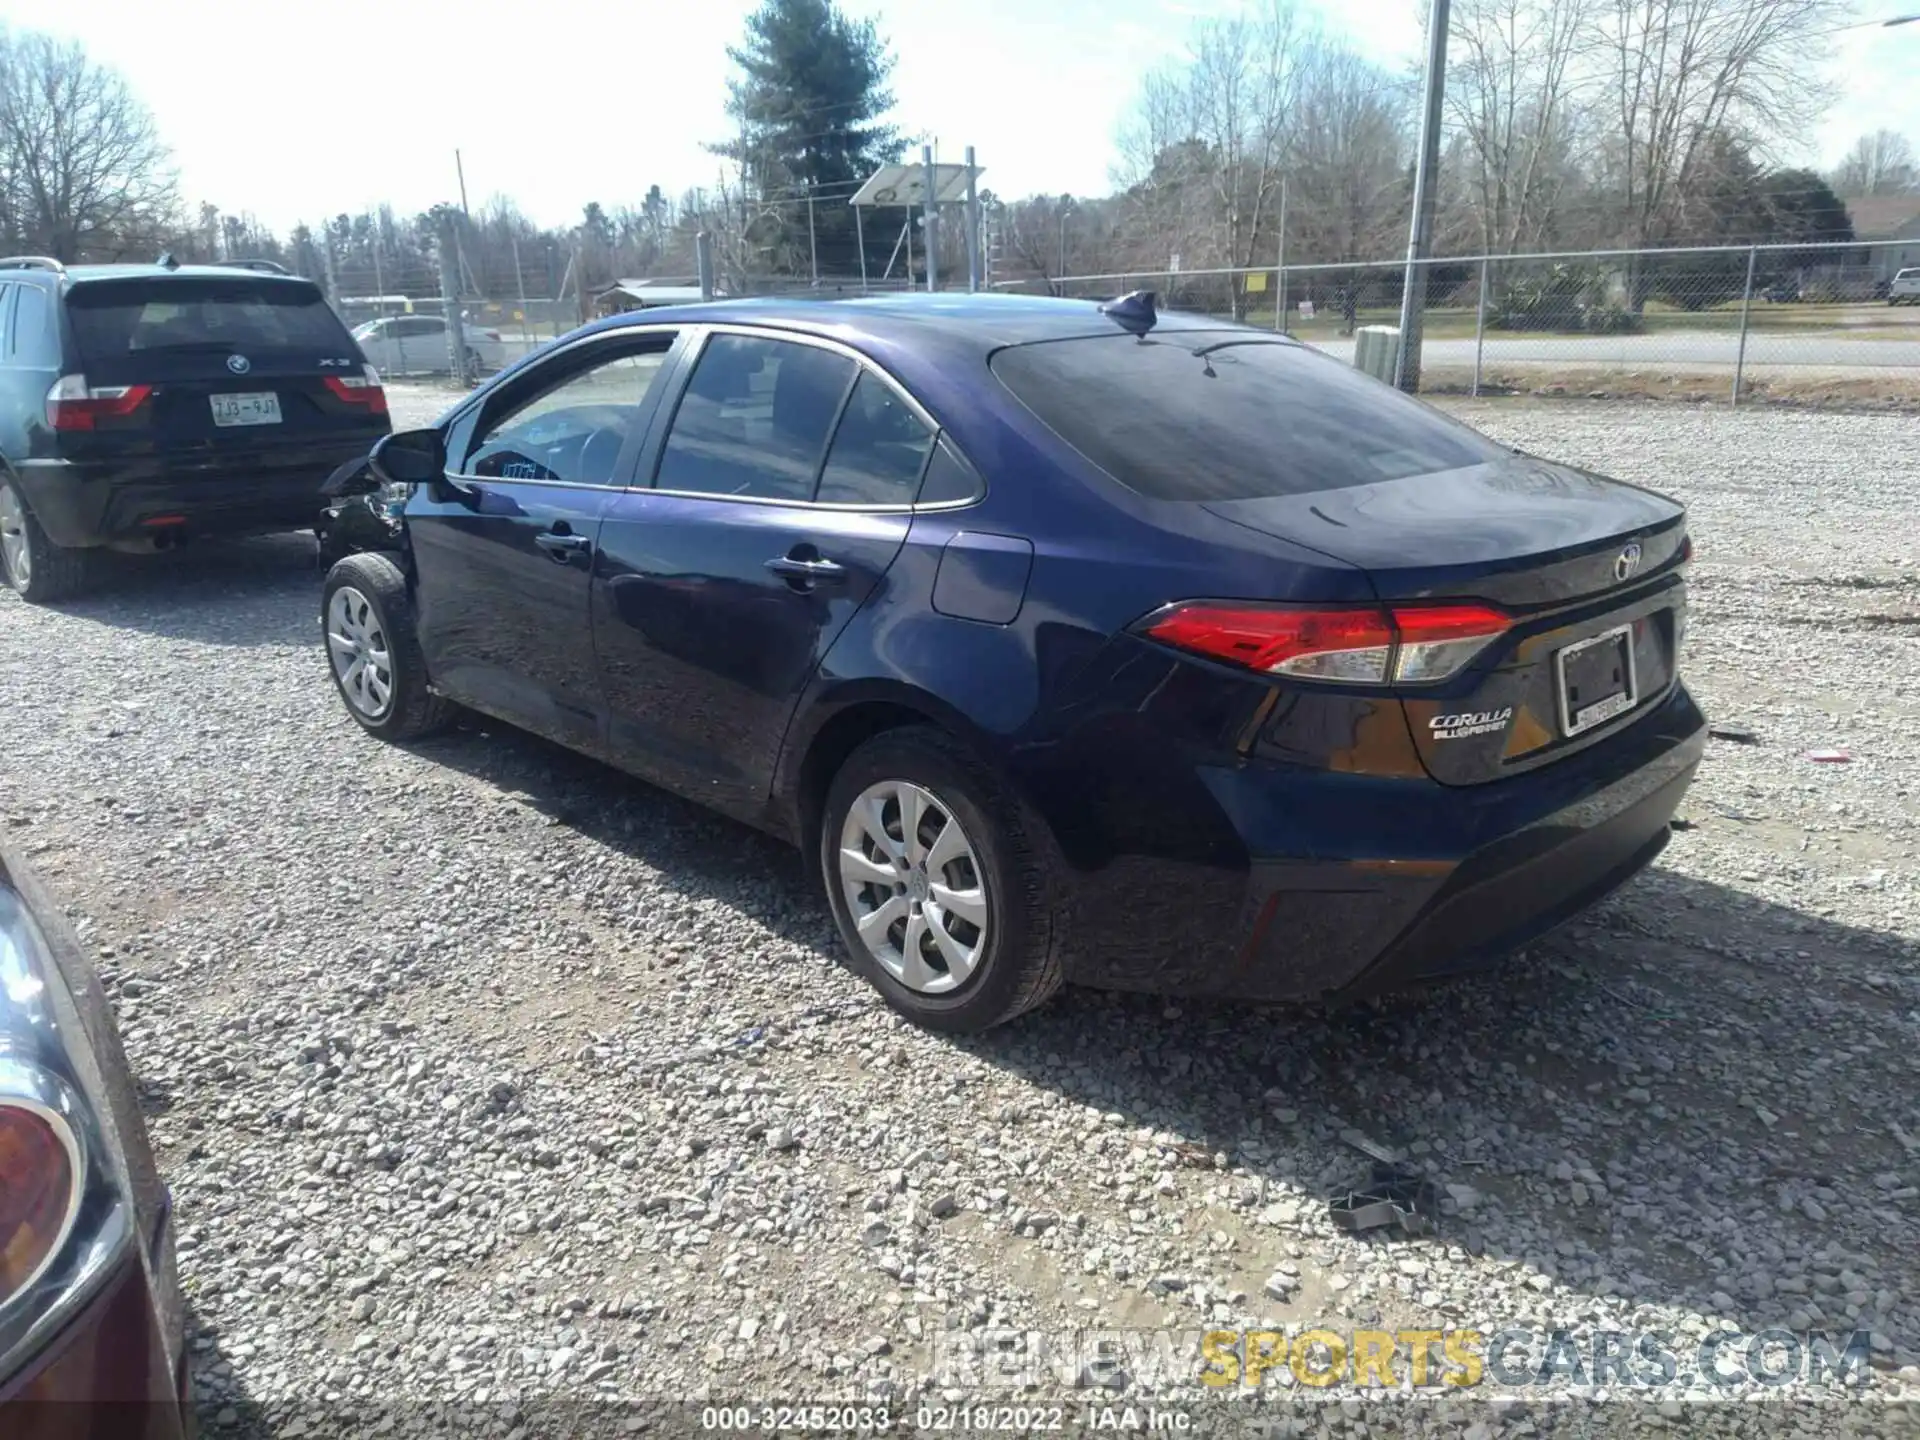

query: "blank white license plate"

left=211, top=392, right=282, bottom=427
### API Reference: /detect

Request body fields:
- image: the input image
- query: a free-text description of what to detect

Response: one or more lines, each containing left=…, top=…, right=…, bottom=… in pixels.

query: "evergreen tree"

left=717, top=0, right=902, bottom=277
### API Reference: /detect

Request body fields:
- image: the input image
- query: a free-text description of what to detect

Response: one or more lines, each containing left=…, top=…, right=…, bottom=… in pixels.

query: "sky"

left=2, top=0, right=1915, bottom=236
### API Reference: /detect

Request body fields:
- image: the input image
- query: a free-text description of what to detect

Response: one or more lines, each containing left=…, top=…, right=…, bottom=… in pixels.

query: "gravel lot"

left=4, top=390, right=1919, bottom=1436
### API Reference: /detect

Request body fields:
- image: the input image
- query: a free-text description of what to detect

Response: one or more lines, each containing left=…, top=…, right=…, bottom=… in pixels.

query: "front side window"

left=815, top=371, right=936, bottom=505
left=465, top=344, right=673, bottom=486
left=654, top=334, right=855, bottom=502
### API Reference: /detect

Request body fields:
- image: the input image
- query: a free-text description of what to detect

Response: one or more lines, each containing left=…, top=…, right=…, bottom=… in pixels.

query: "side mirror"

left=368, top=428, right=446, bottom=488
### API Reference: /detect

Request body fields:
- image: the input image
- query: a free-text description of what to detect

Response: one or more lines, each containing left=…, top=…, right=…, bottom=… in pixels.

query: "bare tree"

left=1446, top=0, right=1590, bottom=253
left=1587, top=0, right=1845, bottom=252
left=1286, top=45, right=1412, bottom=263
left=1115, top=0, right=1314, bottom=317
left=1829, top=128, right=1918, bottom=196
left=0, top=28, right=178, bottom=260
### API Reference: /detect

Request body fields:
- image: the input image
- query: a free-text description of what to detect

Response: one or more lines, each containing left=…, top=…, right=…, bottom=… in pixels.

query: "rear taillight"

left=1139, top=601, right=1511, bottom=685
left=1678, top=533, right=1693, bottom=565
left=324, top=364, right=388, bottom=415
left=0, top=1098, right=81, bottom=1305
left=44, top=375, right=153, bottom=431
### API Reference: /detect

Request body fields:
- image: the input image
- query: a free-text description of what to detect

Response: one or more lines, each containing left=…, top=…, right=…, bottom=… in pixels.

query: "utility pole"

left=511, top=234, right=531, bottom=350
left=1058, top=203, right=1072, bottom=294
left=435, top=225, right=469, bottom=387
left=806, top=182, right=819, bottom=287
left=922, top=145, right=939, bottom=292
left=319, top=227, right=339, bottom=311
left=455, top=150, right=471, bottom=222
left=1273, top=175, right=1288, bottom=334
left=1395, top=0, right=1451, bottom=393
left=964, top=146, right=981, bottom=293
left=696, top=232, right=715, bottom=301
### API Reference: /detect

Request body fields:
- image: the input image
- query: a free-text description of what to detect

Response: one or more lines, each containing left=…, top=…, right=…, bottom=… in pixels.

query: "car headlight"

left=0, top=873, right=136, bottom=1373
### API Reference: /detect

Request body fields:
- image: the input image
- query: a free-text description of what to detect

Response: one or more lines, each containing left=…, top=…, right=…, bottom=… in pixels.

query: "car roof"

left=573, top=292, right=1269, bottom=357
left=59, top=263, right=320, bottom=288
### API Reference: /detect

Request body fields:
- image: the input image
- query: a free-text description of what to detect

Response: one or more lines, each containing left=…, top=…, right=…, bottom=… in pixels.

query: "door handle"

left=534, top=531, right=592, bottom=558
left=765, top=553, right=847, bottom=587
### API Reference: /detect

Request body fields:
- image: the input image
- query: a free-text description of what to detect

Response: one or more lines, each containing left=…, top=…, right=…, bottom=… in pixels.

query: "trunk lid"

left=1206, top=455, right=1690, bottom=786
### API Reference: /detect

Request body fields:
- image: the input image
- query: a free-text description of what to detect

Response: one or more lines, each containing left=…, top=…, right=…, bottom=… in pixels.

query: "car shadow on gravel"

left=392, top=716, right=1917, bottom=1359
left=186, top=1301, right=274, bottom=1438
left=969, top=873, right=1919, bottom=1360
left=39, top=532, right=322, bottom=649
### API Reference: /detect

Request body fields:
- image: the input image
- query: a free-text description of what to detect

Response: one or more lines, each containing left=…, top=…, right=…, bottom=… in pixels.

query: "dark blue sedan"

left=317, top=292, right=1705, bottom=1032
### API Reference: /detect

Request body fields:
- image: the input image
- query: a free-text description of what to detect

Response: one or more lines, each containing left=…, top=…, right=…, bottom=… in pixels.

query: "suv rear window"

left=65, top=278, right=352, bottom=361
left=989, top=333, right=1504, bottom=501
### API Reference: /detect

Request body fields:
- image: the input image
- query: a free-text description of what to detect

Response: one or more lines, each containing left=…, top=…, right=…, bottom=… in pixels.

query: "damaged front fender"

left=316, top=451, right=406, bottom=570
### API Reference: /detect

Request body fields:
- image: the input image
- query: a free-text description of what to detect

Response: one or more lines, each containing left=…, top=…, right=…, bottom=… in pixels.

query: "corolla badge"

left=1430, top=707, right=1512, bottom=741
left=1614, top=542, right=1643, bottom=583
left=226, top=354, right=252, bottom=375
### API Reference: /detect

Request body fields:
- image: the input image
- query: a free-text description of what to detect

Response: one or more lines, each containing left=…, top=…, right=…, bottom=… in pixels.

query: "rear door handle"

left=534, top=531, right=592, bottom=557
left=765, top=554, right=847, bottom=586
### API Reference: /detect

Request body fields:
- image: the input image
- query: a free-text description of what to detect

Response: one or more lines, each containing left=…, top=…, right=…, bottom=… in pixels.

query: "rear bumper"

left=16, top=436, right=381, bottom=548
left=1059, top=681, right=1706, bottom=1001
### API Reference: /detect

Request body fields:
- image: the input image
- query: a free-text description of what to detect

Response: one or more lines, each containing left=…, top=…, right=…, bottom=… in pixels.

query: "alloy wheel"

left=326, top=585, right=394, bottom=718
left=838, top=779, right=990, bottom=994
left=0, top=486, right=30, bottom=588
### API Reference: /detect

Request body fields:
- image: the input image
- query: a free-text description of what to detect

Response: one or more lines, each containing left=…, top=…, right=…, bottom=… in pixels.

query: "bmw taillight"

left=1138, top=601, right=1511, bottom=685
left=44, top=375, right=153, bottom=431
left=324, top=364, right=389, bottom=416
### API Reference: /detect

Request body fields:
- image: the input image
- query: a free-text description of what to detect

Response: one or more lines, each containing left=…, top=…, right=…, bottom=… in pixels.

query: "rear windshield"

left=990, top=333, right=1504, bottom=501
left=66, top=278, right=352, bottom=360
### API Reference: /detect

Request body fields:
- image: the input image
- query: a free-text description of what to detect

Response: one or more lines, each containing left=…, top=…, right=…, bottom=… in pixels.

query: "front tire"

left=821, top=726, right=1064, bottom=1033
left=0, top=478, right=93, bottom=603
left=321, top=551, right=453, bottom=740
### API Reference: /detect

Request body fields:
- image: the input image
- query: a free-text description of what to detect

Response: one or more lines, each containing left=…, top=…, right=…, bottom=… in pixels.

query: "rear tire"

left=821, top=726, right=1065, bottom=1033
left=0, top=478, right=93, bottom=604
left=321, top=551, right=453, bottom=741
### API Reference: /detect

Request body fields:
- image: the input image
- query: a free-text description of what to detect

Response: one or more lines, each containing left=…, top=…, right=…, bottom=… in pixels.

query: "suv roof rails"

left=219, top=258, right=292, bottom=275
left=0, top=256, right=65, bottom=274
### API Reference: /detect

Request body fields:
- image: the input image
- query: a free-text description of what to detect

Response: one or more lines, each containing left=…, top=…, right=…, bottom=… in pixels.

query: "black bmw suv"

left=0, top=255, right=391, bottom=602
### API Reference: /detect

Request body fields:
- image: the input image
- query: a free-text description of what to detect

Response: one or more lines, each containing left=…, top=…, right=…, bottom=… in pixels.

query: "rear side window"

left=65, top=278, right=353, bottom=361
left=990, top=334, right=1504, bottom=501
left=10, top=286, right=55, bottom=366
left=816, top=372, right=935, bottom=505
left=655, top=334, right=855, bottom=502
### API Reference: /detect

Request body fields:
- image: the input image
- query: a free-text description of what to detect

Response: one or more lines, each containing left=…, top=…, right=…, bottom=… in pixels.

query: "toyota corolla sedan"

left=316, top=292, right=1705, bottom=1033
left=0, top=849, right=190, bottom=1436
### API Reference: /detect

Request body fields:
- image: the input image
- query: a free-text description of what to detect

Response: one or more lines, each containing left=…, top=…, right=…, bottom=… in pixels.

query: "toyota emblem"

left=226, top=354, right=251, bottom=375
left=1614, top=542, right=1643, bottom=583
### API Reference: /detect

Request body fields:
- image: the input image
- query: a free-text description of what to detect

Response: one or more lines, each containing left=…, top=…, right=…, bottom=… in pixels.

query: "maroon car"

left=0, top=848, right=191, bottom=1437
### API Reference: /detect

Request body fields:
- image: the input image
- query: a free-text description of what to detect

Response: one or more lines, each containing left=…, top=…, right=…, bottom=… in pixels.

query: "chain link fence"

left=997, top=239, right=1920, bottom=406
left=283, top=230, right=1919, bottom=406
